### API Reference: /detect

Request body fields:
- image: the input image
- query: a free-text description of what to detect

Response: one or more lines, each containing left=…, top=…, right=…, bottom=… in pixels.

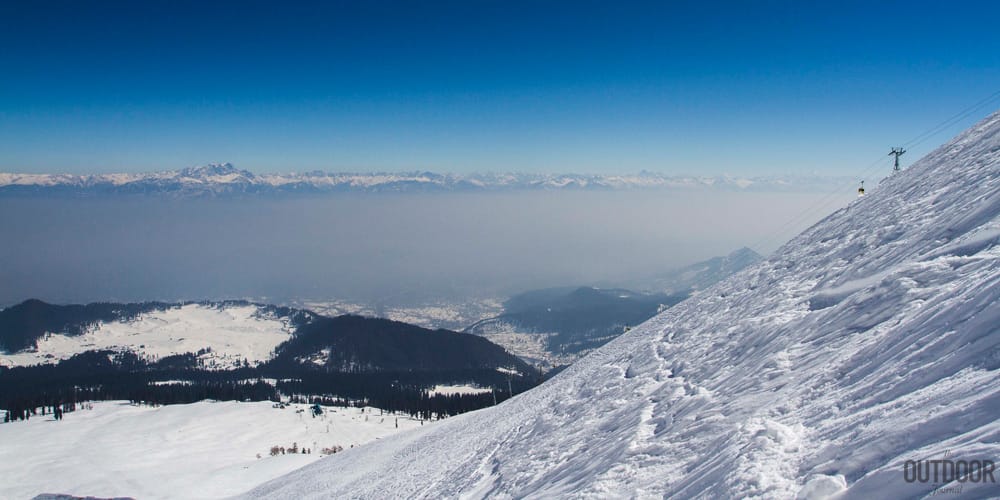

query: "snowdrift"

left=245, top=112, right=1000, bottom=499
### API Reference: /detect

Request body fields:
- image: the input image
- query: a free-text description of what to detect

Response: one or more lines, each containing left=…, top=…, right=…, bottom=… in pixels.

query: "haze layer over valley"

left=0, top=186, right=849, bottom=308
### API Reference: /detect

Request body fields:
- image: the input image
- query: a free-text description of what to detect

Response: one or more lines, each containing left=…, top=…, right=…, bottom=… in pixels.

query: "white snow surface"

left=0, top=304, right=294, bottom=368
left=429, top=384, right=493, bottom=396
left=245, top=113, right=1000, bottom=499
left=0, top=400, right=424, bottom=499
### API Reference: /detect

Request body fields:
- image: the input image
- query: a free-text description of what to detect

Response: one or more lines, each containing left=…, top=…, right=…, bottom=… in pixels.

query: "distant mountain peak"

left=727, top=246, right=761, bottom=259
left=178, top=162, right=253, bottom=179
left=638, top=246, right=764, bottom=294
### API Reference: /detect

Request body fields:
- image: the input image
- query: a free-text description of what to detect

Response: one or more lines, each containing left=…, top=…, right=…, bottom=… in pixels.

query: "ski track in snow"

left=244, top=112, right=1000, bottom=499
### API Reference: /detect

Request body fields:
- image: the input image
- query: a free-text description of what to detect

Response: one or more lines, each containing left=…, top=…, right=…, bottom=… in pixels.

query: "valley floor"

left=0, top=400, right=425, bottom=499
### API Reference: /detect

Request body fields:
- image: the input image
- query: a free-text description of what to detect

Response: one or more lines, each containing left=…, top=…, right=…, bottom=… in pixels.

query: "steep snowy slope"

left=246, top=112, right=1000, bottom=499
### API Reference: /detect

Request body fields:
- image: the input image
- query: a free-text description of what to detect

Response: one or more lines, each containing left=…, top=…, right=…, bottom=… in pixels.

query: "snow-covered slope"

left=0, top=303, right=296, bottom=368
left=0, top=400, right=424, bottom=499
left=245, top=112, right=1000, bottom=499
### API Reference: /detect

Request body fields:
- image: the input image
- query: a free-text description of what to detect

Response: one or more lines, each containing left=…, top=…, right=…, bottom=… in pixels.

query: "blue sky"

left=1, top=1, right=998, bottom=175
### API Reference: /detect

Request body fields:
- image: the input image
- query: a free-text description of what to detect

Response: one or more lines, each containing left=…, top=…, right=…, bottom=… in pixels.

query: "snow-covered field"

left=429, top=384, right=493, bottom=396
left=0, top=304, right=294, bottom=368
left=242, top=113, right=1000, bottom=498
left=0, top=400, right=425, bottom=499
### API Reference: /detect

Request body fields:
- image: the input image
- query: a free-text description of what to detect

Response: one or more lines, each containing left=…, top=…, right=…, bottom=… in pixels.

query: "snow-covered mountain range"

left=0, top=164, right=851, bottom=196
left=245, top=113, right=1000, bottom=499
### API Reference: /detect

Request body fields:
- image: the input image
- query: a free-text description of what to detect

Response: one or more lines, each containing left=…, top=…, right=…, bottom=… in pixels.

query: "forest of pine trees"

left=0, top=302, right=545, bottom=423
left=0, top=348, right=542, bottom=423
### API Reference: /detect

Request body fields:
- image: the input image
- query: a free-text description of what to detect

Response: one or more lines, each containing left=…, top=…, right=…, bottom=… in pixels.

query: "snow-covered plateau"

left=244, top=112, right=1000, bottom=499
left=0, top=400, right=424, bottom=499
left=0, top=304, right=295, bottom=369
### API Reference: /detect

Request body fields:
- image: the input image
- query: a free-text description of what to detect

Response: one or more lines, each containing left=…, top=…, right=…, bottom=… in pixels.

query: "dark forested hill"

left=269, top=315, right=534, bottom=374
left=0, top=300, right=538, bottom=421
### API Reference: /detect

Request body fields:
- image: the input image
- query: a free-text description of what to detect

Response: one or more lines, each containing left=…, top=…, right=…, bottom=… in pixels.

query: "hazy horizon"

left=0, top=163, right=858, bottom=181
left=2, top=1, right=985, bottom=309
left=0, top=189, right=852, bottom=308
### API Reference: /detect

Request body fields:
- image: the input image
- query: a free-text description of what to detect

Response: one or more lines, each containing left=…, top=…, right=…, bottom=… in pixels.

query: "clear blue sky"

left=1, top=0, right=998, bottom=175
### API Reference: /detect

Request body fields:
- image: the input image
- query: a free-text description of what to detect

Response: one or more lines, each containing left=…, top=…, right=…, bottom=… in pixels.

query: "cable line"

left=746, top=91, right=1000, bottom=256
